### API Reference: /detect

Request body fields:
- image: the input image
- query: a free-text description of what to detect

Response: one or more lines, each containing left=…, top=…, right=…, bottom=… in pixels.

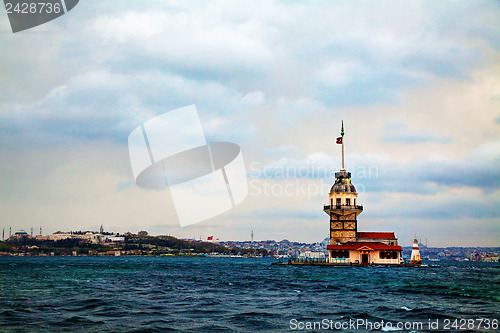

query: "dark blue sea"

left=0, top=257, right=498, bottom=332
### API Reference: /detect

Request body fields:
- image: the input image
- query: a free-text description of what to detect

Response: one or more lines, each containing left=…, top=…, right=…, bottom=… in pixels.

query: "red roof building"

left=327, top=242, right=402, bottom=251
left=357, top=232, right=396, bottom=240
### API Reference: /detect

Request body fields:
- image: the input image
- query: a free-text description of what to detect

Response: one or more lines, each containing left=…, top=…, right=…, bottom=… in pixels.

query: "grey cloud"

left=382, top=132, right=452, bottom=144
left=364, top=194, right=500, bottom=220
left=358, top=155, right=499, bottom=194
left=381, top=121, right=452, bottom=144
left=254, top=141, right=500, bottom=194
left=59, top=2, right=499, bottom=104
left=2, top=1, right=498, bottom=146
left=0, top=69, right=245, bottom=146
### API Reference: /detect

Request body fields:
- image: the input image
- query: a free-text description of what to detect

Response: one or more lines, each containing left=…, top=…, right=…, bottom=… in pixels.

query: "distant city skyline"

left=1, top=1, right=499, bottom=247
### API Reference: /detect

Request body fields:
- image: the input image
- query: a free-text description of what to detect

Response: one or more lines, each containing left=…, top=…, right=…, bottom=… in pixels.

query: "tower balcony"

left=323, top=205, right=363, bottom=210
left=324, top=204, right=363, bottom=212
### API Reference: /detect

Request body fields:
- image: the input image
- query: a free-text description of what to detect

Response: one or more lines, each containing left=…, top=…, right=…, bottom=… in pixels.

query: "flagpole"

left=341, top=120, right=345, bottom=170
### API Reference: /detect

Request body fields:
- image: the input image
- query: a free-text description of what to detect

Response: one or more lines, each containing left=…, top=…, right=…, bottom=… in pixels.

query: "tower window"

left=331, top=250, right=349, bottom=258
left=336, top=198, right=341, bottom=208
left=346, top=198, right=350, bottom=206
left=380, top=251, right=398, bottom=259
left=354, top=198, right=356, bottom=206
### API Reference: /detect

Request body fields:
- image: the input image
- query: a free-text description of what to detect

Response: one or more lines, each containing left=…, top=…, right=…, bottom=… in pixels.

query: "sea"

left=0, top=257, right=498, bottom=332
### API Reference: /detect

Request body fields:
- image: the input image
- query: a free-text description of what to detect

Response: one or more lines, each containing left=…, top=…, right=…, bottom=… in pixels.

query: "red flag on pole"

left=207, top=236, right=213, bottom=241
left=336, top=137, right=342, bottom=144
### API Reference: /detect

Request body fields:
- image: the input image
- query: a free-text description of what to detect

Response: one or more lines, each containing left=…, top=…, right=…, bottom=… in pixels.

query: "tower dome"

left=330, top=172, right=357, bottom=194
left=327, top=170, right=360, bottom=210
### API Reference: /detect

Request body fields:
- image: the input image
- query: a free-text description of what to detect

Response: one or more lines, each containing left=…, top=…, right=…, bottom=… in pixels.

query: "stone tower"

left=324, top=121, right=363, bottom=244
left=324, top=170, right=363, bottom=244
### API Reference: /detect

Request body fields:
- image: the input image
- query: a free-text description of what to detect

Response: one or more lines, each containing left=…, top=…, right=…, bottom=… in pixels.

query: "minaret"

left=2, top=228, right=4, bottom=241
left=100, top=224, right=104, bottom=234
left=39, top=226, right=42, bottom=236
left=9, top=226, right=11, bottom=238
left=410, top=238, right=422, bottom=264
left=324, top=121, right=363, bottom=244
left=31, top=227, right=33, bottom=238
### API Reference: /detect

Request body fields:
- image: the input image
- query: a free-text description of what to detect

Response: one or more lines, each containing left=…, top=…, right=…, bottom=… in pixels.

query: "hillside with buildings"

left=1, top=228, right=498, bottom=261
left=0, top=228, right=269, bottom=257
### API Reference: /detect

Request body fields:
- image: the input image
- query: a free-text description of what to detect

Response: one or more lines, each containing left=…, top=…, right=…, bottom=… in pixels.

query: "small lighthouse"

left=410, top=238, right=422, bottom=265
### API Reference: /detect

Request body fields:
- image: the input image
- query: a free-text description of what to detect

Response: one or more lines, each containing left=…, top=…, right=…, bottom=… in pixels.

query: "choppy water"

left=0, top=257, right=498, bottom=332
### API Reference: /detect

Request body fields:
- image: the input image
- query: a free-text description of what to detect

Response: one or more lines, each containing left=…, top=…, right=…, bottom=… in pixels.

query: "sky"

left=0, top=0, right=499, bottom=246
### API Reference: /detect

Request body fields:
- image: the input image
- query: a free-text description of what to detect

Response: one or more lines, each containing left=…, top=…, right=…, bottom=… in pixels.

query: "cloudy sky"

left=1, top=1, right=499, bottom=246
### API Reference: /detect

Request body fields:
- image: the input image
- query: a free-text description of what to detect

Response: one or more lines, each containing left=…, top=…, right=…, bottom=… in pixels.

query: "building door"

left=362, top=253, right=369, bottom=264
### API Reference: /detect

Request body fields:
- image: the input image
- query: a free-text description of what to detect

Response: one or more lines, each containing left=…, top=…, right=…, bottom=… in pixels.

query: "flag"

left=207, top=236, right=213, bottom=241
left=336, top=137, right=342, bottom=144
